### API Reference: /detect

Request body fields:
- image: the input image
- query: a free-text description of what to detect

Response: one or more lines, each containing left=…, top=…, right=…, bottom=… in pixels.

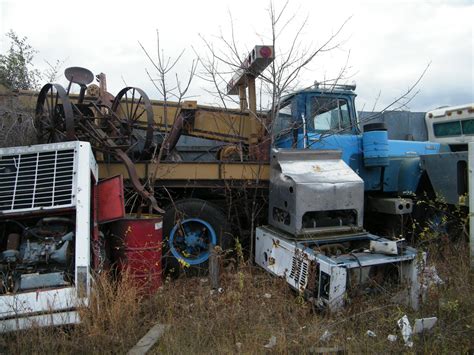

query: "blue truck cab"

left=273, top=84, right=442, bottom=195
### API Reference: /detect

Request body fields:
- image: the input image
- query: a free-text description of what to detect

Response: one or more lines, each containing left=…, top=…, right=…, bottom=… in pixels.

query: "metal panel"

left=98, top=161, right=270, bottom=182
left=358, top=111, right=428, bottom=141
left=97, top=175, right=125, bottom=223
left=421, top=151, right=469, bottom=205
left=268, top=149, right=364, bottom=236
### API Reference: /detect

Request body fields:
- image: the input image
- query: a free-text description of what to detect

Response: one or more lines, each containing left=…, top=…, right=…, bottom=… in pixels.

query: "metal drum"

left=110, top=215, right=162, bottom=294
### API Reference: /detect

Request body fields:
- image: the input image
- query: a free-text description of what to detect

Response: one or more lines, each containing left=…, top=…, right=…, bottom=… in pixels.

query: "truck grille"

left=0, top=149, right=75, bottom=213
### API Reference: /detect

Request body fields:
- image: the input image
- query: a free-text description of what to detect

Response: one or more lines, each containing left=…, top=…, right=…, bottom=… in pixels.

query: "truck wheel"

left=163, top=199, right=231, bottom=275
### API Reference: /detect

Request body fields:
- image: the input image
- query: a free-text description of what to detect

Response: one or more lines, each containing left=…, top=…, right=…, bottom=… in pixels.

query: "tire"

left=163, top=198, right=232, bottom=276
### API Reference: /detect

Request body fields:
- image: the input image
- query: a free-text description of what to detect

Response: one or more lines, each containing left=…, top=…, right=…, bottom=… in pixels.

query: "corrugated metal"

left=0, top=149, right=75, bottom=212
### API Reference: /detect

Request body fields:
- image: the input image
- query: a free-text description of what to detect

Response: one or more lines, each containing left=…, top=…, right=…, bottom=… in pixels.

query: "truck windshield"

left=308, top=97, right=351, bottom=134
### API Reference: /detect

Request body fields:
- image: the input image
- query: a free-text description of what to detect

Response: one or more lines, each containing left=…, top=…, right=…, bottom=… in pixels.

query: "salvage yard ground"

left=1, top=240, right=473, bottom=354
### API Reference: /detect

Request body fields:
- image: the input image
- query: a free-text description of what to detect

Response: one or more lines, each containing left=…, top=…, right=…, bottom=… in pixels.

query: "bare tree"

left=196, top=1, right=351, bottom=135
left=138, top=31, right=199, bottom=196
left=43, top=58, right=68, bottom=83
left=192, top=0, right=352, bottom=262
left=139, top=31, right=198, bottom=130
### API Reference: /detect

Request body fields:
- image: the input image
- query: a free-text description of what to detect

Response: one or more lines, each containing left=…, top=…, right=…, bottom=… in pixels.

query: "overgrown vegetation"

left=0, top=31, right=40, bottom=147
left=0, top=91, right=36, bottom=148
left=0, top=30, right=40, bottom=91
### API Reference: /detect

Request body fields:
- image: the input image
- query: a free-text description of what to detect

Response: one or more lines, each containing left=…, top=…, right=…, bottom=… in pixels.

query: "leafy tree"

left=0, top=30, right=40, bottom=90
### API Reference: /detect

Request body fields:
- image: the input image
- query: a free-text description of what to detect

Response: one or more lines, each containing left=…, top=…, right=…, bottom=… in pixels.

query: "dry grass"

left=0, top=272, right=157, bottom=354
left=0, top=241, right=472, bottom=354
left=154, top=241, right=474, bottom=354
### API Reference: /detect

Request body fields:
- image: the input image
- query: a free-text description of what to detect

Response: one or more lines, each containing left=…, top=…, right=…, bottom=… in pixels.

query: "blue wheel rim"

left=169, top=218, right=217, bottom=265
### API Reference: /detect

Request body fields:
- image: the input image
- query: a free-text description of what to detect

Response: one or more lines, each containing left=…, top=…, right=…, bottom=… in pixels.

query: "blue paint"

left=362, top=130, right=389, bottom=167
left=169, top=218, right=217, bottom=265
left=274, top=88, right=443, bottom=194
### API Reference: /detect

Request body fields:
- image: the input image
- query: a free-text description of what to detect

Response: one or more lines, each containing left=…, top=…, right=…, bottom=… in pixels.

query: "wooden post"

left=209, top=245, right=221, bottom=289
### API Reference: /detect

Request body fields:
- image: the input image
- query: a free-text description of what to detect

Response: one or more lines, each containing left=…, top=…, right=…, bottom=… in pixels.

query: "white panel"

left=0, top=311, right=79, bottom=333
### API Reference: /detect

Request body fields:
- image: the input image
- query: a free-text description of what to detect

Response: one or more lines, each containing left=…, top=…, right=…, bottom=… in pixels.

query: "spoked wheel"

left=35, top=84, right=75, bottom=143
left=163, top=199, right=232, bottom=276
left=111, top=87, right=154, bottom=160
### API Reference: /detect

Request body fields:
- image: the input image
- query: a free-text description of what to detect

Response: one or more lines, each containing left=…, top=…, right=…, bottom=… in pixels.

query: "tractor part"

left=64, top=66, right=94, bottom=103
left=35, top=83, right=75, bottom=142
left=111, top=87, right=155, bottom=159
left=35, top=69, right=162, bottom=214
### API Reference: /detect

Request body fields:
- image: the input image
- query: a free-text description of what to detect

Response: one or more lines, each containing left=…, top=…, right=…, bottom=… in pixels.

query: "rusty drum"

left=110, top=215, right=162, bottom=293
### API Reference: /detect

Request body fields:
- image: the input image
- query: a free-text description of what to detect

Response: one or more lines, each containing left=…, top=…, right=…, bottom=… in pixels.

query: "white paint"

left=0, top=141, right=97, bottom=329
left=0, top=311, right=80, bottom=333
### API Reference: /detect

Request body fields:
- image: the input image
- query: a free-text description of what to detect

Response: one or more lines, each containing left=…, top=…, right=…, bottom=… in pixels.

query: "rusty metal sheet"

left=97, top=175, right=125, bottom=223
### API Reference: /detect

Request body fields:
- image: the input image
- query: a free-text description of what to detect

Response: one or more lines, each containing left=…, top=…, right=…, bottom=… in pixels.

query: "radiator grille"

left=0, top=149, right=76, bottom=212
left=289, top=256, right=308, bottom=289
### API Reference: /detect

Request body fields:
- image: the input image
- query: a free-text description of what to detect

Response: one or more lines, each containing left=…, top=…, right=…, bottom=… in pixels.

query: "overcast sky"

left=1, top=0, right=472, bottom=112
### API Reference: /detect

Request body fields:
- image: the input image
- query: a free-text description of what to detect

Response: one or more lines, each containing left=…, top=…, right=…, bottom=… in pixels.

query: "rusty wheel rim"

left=35, top=83, right=75, bottom=143
left=111, top=87, right=154, bottom=158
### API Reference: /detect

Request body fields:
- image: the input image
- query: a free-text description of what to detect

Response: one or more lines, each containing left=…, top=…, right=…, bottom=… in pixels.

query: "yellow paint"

left=99, top=161, right=270, bottom=182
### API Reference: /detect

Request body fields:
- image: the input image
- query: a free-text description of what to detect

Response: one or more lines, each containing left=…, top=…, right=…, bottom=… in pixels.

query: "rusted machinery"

left=31, top=55, right=276, bottom=270
left=35, top=67, right=162, bottom=213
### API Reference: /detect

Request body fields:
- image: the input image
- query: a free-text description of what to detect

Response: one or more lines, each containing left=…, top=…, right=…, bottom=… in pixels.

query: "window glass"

left=461, top=119, right=474, bottom=135
left=309, top=97, right=351, bottom=133
left=339, top=100, right=351, bottom=130
left=433, top=121, right=461, bottom=137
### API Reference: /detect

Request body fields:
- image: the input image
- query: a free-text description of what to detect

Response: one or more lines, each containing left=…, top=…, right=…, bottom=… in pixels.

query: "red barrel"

left=109, top=215, right=162, bottom=294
